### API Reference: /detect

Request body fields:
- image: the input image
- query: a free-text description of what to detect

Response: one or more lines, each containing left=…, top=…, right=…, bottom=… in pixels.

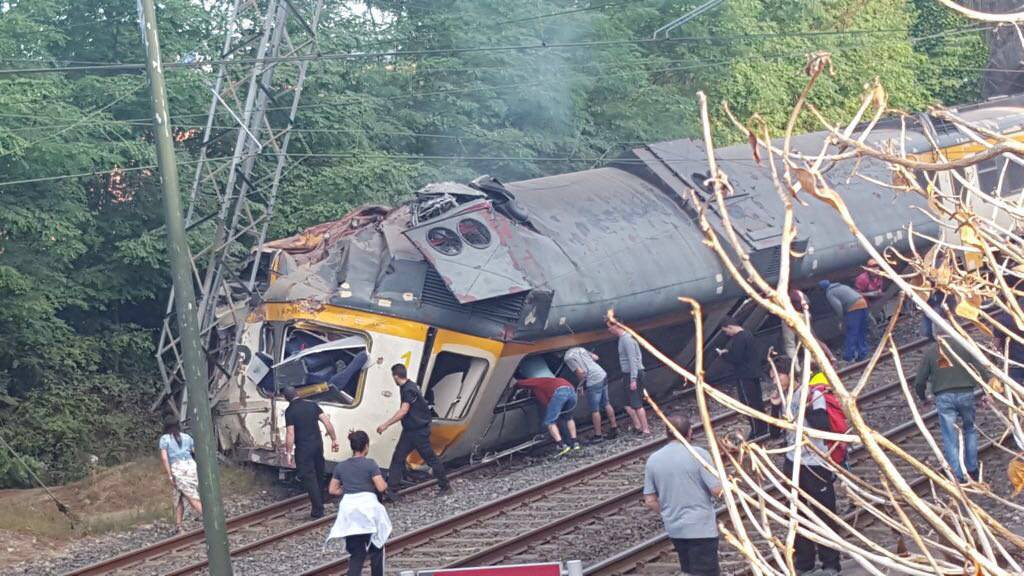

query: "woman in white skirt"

left=159, top=420, right=203, bottom=533
left=326, top=430, right=392, bottom=576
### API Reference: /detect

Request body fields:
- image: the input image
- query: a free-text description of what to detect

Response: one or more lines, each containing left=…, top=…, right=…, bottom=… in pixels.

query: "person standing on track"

left=377, top=363, right=451, bottom=500
left=159, top=419, right=202, bottom=534
left=564, top=346, right=619, bottom=442
left=777, top=362, right=842, bottom=576
left=607, top=321, right=651, bottom=435
left=515, top=376, right=581, bottom=456
left=820, top=279, right=869, bottom=362
left=716, top=316, right=768, bottom=440
left=326, top=430, right=391, bottom=576
left=283, top=386, right=339, bottom=519
left=643, top=414, right=723, bottom=576
left=914, top=337, right=985, bottom=483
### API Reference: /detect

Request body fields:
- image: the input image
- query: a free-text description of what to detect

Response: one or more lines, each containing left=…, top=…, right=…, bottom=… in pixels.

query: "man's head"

left=721, top=316, right=742, bottom=336
left=866, top=259, right=880, bottom=277
left=281, top=386, right=298, bottom=401
left=391, top=363, right=408, bottom=385
left=606, top=320, right=624, bottom=337
left=666, top=414, right=692, bottom=441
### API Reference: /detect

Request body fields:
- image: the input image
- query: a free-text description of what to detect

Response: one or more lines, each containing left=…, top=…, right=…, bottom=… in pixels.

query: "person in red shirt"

left=855, top=259, right=884, bottom=300
left=516, top=377, right=581, bottom=457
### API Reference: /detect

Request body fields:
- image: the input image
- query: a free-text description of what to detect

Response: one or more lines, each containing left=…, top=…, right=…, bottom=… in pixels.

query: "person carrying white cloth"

left=325, top=430, right=392, bottom=576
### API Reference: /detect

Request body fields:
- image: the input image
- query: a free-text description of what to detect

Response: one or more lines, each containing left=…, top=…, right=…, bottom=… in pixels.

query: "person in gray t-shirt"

left=328, top=430, right=389, bottom=576
left=563, top=347, right=618, bottom=442
left=644, top=414, right=723, bottom=576
left=608, top=321, right=651, bottom=435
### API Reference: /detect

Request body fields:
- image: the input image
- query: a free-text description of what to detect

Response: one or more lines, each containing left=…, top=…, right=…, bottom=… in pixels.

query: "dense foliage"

left=0, top=0, right=988, bottom=487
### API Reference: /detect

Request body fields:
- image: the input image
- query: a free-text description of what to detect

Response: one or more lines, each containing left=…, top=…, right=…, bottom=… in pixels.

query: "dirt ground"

left=0, top=457, right=271, bottom=569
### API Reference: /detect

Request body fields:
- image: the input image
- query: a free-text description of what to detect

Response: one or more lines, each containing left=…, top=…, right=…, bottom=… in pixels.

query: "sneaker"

left=818, top=568, right=841, bottom=576
left=606, top=427, right=619, bottom=439
left=589, top=435, right=606, bottom=445
left=437, top=485, right=452, bottom=496
left=555, top=444, right=572, bottom=458
left=381, top=491, right=400, bottom=504
left=572, top=442, right=582, bottom=451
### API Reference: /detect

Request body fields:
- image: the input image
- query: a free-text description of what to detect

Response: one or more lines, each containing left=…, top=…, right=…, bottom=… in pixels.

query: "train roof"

left=260, top=96, right=1023, bottom=341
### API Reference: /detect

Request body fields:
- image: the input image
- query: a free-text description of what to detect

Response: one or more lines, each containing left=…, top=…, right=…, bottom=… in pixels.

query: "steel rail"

left=298, top=337, right=935, bottom=576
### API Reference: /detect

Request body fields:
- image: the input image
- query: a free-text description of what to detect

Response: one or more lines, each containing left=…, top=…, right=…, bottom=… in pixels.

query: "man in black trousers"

left=283, top=386, right=339, bottom=518
left=377, top=364, right=451, bottom=499
left=716, top=316, right=768, bottom=439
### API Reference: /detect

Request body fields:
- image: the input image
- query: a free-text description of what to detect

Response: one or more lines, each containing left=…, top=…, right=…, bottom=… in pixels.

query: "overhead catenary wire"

left=0, top=25, right=989, bottom=76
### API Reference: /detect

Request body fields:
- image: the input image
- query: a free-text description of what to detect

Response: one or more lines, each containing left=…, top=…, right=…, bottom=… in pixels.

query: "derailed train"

left=211, top=95, right=1024, bottom=470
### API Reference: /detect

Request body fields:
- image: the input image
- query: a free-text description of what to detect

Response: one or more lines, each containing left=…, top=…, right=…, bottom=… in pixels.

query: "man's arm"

left=643, top=493, right=661, bottom=513
left=914, top=355, right=931, bottom=402
left=376, top=402, right=410, bottom=434
left=627, top=339, right=641, bottom=385
left=285, top=425, right=295, bottom=465
left=826, top=291, right=844, bottom=320
left=328, top=477, right=343, bottom=496
left=319, top=413, right=340, bottom=452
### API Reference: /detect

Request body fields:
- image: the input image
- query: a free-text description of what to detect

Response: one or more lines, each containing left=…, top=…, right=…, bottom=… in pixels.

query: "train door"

left=415, top=328, right=501, bottom=458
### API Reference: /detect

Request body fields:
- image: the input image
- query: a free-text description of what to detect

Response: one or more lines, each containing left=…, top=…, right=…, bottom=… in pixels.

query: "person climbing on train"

left=777, top=360, right=843, bottom=576
left=715, top=316, right=768, bottom=440
left=643, top=414, right=723, bottom=576
left=564, top=346, right=619, bottom=442
left=159, top=418, right=202, bottom=534
left=914, top=336, right=986, bottom=483
left=819, top=279, right=869, bottom=362
left=283, top=386, right=340, bottom=519
left=607, top=321, right=651, bottom=435
left=326, top=430, right=392, bottom=576
left=377, top=364, right=451, bottom=500
left=515, top=376, right=582, bottom=457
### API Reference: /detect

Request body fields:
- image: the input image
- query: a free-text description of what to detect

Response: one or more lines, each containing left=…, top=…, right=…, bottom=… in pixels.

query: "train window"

left=425, top=352, right=489, bottom=420
left=261, top=328, right=370, bottom=406
left=457, top=218, right=491, bottom=248
left=427, top=227, right=462, bottom=256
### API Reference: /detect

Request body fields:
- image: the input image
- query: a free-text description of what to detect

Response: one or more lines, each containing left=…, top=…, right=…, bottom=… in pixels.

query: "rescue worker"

left=607, top=321, right=651, bottom=435
left=377, top=364, right=451, bottom=499
left=283, top=386, right=340, bottom=519
left=643, top=414, right=723, bottom=576
left=516, top=376, right=582, bottom=457
left=819, top=279, right=869, bottom=362
left=914, top=337, right=985, bottom=483
left=855, top=259, right=886, bottom=328
left=716, top=316, right=768, bottom=439
left=778, top=362, right=842, bottom=576
left=563, top=346, right=619, bottom=442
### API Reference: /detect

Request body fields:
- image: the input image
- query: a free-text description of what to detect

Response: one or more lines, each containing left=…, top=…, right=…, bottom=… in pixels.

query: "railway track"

left=66, top=329, right=936, bottom=576
left=298, top=337, right=936, bottom=576
left=585, top=401, right=1005, bottom=575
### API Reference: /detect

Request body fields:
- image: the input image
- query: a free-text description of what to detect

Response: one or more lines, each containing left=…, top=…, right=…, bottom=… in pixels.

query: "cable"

left=0, top=25, right=987, bottom=76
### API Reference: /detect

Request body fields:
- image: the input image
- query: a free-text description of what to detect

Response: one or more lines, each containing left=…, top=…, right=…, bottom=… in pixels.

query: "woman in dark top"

left=326, top=431, right=391, bottom=576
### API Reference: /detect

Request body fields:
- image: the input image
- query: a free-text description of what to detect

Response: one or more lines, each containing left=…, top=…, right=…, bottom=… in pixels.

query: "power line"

left=0, top=26, right=985, bottom=77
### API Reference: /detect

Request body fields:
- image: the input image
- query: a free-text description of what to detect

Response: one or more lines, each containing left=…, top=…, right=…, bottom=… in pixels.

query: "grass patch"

left=0, top=457, right=269, bottom=539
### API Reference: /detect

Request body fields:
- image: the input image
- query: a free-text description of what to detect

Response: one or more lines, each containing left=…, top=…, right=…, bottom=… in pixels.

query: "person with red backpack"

left=779, top=360, right=844, bottom=576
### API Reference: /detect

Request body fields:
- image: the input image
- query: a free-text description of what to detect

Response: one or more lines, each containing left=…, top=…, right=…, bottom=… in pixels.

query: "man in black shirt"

left=377, top=364, right=451, bottom=499
left=283, top=386, right=339, bottom=518
left=716, top=316, right=767, bottom=439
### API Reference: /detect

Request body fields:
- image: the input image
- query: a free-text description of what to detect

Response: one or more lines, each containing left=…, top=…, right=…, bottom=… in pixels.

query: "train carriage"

left=210, top=95, right=1024, bottom=470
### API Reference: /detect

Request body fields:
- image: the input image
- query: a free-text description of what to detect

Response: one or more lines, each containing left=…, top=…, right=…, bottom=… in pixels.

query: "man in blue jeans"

left=914, top=337, right=986, bottom=483
left=516, top=377, right=581, bottom=457
left=820, top=279, right=869, bottom=362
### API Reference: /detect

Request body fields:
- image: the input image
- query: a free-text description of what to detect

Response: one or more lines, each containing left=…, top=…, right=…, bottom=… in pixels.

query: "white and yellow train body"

left=209, top=96, right=1024, bottom=471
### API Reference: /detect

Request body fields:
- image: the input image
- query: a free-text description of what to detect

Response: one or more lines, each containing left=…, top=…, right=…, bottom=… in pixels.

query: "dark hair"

left=391, top=363, right=407, bottom=378
left=774, top=356, right=794, bottom=376
left=721, top=316, right=741, bottom=328
left=666, top=414, right=692, bottom=439
left=163, top=419, right=182, bottom=448
left=281, top=386, right=298, bottom=401
left=348, top=430, right=370, bottom=453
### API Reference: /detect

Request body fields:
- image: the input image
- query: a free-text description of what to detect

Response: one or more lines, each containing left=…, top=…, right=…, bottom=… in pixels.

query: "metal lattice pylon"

left=156, top=0, right=324, bottom=417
